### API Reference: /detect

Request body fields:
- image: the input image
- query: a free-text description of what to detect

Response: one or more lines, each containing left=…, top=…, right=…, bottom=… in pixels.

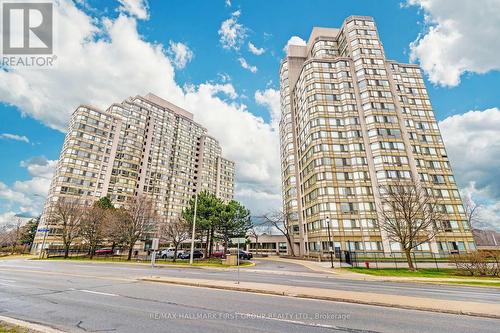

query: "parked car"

left=212, top=250, right=226, bottom=258
left=238, top=249, right=252, bottom=260
left=178, top=250, right=203, bottom=259
left=95, top=248, right=113, bottom=255
left=158, top=248, right=183, bottom=259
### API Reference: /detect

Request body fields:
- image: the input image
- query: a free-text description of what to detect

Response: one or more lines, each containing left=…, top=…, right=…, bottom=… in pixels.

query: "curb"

left=141, top=277, right=500, bottom=320
left=0, top=315, right=66, bottom=333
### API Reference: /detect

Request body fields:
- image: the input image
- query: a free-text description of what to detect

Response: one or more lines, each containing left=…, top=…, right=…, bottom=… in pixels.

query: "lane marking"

left=74, top=289, right=119, bottom=297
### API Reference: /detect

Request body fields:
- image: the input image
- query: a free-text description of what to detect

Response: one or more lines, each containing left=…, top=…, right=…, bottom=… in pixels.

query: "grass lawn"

left=37, top=256, right=254, bottom=268
left=0, top=322, right=29, bottom=333
left=346, top=267, right=500, bottom=286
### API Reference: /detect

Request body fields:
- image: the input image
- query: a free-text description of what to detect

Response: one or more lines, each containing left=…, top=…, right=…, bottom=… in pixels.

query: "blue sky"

left=1, top=0, right=499, bottom=229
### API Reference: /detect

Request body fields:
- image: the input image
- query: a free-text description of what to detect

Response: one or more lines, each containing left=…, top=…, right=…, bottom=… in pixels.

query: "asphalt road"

left=0, top=258, right=499, bottom=333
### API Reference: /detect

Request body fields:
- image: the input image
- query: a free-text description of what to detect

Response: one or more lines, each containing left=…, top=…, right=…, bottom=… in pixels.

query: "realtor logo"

left=2, top=2, right=53, bottom=54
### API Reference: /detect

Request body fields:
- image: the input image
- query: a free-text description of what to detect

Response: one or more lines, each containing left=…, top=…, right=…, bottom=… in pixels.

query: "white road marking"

left=76, top=289, right=119, bottom=297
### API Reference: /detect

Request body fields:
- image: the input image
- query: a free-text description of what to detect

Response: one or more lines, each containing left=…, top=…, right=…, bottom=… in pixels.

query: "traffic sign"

left=37, top=228, right=49, bottom=232
left=231, top=237, right=246, bottom=244
left=151, top=238, right=159, bottom=251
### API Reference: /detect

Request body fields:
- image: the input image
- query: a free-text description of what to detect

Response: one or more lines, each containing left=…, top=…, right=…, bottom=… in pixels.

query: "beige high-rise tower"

left=32, top=93, right=235, bottom=252
left=279, top=16, right=475, bottom=256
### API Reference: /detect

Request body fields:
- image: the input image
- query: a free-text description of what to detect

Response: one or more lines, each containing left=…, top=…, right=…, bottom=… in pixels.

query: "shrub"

left=451, top=252, right=499, bottom=277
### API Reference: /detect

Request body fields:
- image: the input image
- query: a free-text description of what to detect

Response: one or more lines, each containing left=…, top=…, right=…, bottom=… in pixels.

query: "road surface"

left=0, top=258, right=498, bottom=333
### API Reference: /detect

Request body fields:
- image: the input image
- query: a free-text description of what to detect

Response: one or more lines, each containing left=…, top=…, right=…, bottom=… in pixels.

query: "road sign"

left=37, top=228, right=49, bottom=232
left=151, top=238, right=159, bottom=251
left=230, top=237, right=246, bottom=244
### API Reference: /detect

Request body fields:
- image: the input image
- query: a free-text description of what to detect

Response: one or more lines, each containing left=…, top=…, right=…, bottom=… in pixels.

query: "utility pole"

left=326, top=216, right=334, bottom=268
left=189, top=192, right=198, bottom=265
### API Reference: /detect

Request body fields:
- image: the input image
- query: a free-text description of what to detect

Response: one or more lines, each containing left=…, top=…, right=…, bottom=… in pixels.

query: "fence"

left=44, top=246, right=214, bottom=263
left=310, top=250, right=454, bottom=270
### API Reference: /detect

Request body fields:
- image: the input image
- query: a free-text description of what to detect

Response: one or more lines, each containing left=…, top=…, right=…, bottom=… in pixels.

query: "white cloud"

left=218, top=10, right=247, bottom=50
left=117, top=0, right=149, bottom=20
left=0, top=0, right=280, bottom=216
left=238, top=57, right=257, bottom=73
left=0, top=211, right=18, bottom=228
left=167, top=41, right=194, bottom=69
left=0, top=133, right=29, bottom=143
left=217, top=73, right=231, bottom=83
left=283, top=36, right=306, bottom=52
left=255, top=88, right=280, bottom=129
left=439, top=108, right=500, bottom=230
left=20, top=156, right=58, bottom=179
left=0, top=156, right=56, bottom=216
left=248, top=42, right=265, bottom=55
left=407, top=0, right=500, bottom=86
left=225, top=0, right=231, bottom=7
left=0, top=1, right=183, bottom=131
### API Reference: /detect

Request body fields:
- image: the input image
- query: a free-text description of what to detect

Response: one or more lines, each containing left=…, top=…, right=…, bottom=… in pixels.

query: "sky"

left=1, top=0, right=499, bottom=230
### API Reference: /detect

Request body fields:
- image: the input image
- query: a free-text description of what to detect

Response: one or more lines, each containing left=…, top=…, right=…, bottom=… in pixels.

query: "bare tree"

left=51, top=199, right=84, bottom=258
left=464, top=197, right=480, bottom=229
left=158, top=217, right=190, bottom=262
left=0, top=218, right=23, bottom=254
left=248, top=225, right=260, bottom=256
left=378, top=180, right=442, bottom=271
left=262, top=210, right=295, bottom=256
left=115, top=195, right=158, bottom=260
left=80, top=204, right=108, bottom=259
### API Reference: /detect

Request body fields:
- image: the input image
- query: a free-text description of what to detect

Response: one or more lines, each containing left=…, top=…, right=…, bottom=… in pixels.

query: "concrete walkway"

left=142, top=275, right=500, bottom=319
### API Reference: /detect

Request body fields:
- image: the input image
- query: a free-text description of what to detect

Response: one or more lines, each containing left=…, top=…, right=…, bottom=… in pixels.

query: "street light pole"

left=326, top=216, right=334, bottom=268
left=189, top=192, right=198, bottom=265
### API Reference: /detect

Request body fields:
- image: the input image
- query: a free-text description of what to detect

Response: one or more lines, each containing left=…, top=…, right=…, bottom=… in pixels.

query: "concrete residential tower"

left=279, top=16, right=474, bottom=256
left=33, top=94, right=235, bottom=252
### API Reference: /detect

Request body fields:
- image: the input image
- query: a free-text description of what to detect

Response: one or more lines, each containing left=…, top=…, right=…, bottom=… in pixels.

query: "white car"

left=159, top=248, right=184, bottom=259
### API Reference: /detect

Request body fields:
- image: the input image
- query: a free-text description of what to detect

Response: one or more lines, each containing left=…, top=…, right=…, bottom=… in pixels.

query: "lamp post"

left=326, top=216, right=334, bottom=268
left=189, top=192, right=198, bottom=265
left=179, top=170, right=199, bottom=266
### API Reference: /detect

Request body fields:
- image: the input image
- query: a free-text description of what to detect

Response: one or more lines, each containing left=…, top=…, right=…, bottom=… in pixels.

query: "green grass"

left=347, top=267, right=500, bottom=281
left=37, top=256, right=254, bottom=268
left=0, top=322, right=28, bottom=333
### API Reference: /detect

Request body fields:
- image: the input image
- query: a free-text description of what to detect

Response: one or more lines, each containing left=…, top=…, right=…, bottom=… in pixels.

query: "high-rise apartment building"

left=279, top=16, right=475, bottom=256
left=32, top=93, right=234, bottom=252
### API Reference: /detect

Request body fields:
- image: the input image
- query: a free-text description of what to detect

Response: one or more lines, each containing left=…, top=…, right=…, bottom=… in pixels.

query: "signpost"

left=37, top=227, right=49, bottom=259
left=231, top=237, right=246, bottom=284
left=151, top=238, right=159, bottom=268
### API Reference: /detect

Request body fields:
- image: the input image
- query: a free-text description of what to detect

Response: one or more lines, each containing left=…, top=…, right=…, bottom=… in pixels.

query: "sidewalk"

left=142, top=275, right=500, bottom=319
left=257, top=257, right=500, bottom=285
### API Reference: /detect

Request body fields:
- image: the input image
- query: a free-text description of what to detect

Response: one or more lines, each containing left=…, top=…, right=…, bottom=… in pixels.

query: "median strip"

left=141, top=276, right=500, bottom=319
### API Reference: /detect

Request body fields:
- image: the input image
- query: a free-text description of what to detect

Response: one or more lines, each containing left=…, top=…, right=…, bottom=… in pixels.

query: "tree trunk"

left=204, top=229, right=210, bottom=258
left=89, top=246, right=94, bottom=259
left=64, top=244, right=70, bottom=259
left=209, top=227, right=215, bottom=257
left=127, top=246, right=133, bottom=261
left=173, top=246, right=177, bottom=263
left=286, top=236, right=295, bottom=256
left=223, top=235, right=229, bottom=259
left=404, top=248, right=415, bottom=271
